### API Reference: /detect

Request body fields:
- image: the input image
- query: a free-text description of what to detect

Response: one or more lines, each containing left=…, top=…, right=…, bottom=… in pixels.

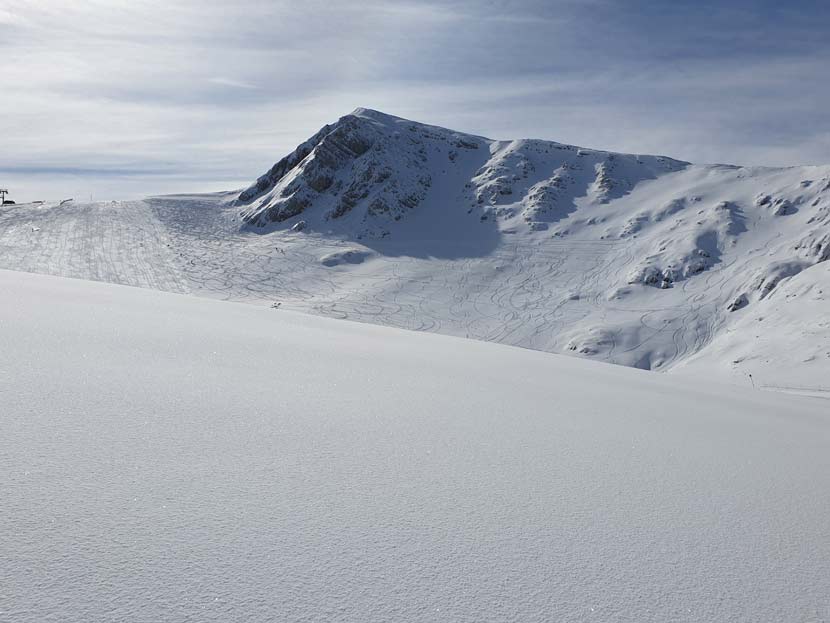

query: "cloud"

left=0, top=0, right=829, bottom=201
left=208, top=77, right=259, bottom=90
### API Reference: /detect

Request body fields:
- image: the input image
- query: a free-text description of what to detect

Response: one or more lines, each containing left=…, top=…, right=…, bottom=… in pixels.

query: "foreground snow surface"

left=1, top=270, right=829, bottom=622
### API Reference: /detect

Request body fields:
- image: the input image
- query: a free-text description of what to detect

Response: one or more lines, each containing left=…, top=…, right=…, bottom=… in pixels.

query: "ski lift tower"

left=0, top=189, right=7, bottom=204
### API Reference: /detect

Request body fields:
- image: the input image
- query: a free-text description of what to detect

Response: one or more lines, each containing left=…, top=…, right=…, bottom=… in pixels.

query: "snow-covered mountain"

left=5, top=110, right=828, bottom=622
left=232, top=108, right=830, bottom=387
left=237, top=108, right=688, bottom=237
left=1, top=108, right=829, bottom=390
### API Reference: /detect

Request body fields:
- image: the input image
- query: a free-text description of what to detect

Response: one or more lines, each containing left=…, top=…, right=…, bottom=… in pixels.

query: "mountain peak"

left=348, top=107, right=404, bottom=123
left=236, top=111, right=687, bottom=233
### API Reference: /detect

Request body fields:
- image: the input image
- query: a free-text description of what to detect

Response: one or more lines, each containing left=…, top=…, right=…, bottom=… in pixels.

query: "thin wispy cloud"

left=208, top=77, right=260, bottom=90
left=1, top=0, right=829, bottom=201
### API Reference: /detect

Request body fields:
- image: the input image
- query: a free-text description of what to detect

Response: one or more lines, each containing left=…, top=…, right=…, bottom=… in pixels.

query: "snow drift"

left=2, top=269, right=829, bottom=622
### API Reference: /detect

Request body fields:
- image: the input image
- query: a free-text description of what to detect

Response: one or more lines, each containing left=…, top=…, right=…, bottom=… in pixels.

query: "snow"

left=1, top=268, right=829, bottom=622
left=1, top=109, right=829, bottom=391
left=675, top=261, right=830, bottom=392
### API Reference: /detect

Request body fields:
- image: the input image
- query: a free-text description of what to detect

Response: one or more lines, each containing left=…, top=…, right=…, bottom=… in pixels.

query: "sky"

left=1, top=0, right=829, bottom=202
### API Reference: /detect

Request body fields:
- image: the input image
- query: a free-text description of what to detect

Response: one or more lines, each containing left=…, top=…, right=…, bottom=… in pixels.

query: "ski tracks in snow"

left=0, top=195, right=813, bottom=375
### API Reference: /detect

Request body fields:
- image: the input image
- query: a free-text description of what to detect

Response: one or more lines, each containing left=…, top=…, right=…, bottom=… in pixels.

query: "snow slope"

left=1, top=108, right=829, bottom=389
left=2, top=269, right=829, bottom=622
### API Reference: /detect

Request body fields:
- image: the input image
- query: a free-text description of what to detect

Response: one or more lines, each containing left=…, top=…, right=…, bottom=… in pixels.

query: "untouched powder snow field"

left=1, top=269, right=829, bottom=622
left=1, top=109, right=829, bottom=391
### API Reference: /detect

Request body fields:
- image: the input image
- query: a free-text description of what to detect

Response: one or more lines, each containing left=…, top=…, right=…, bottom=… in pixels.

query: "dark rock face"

left=727, top=294, right=749, bottom=312
left=238, top=124, right=333, bottom=203
left=236, top=110, right=445, bottom=230
left=239, top=115, right=382, bottom=225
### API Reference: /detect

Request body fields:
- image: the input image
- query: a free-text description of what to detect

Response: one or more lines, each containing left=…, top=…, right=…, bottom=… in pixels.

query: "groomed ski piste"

left=1, top=109, right=829, bottom=393
left=2, top=269, right=829, bottom=622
